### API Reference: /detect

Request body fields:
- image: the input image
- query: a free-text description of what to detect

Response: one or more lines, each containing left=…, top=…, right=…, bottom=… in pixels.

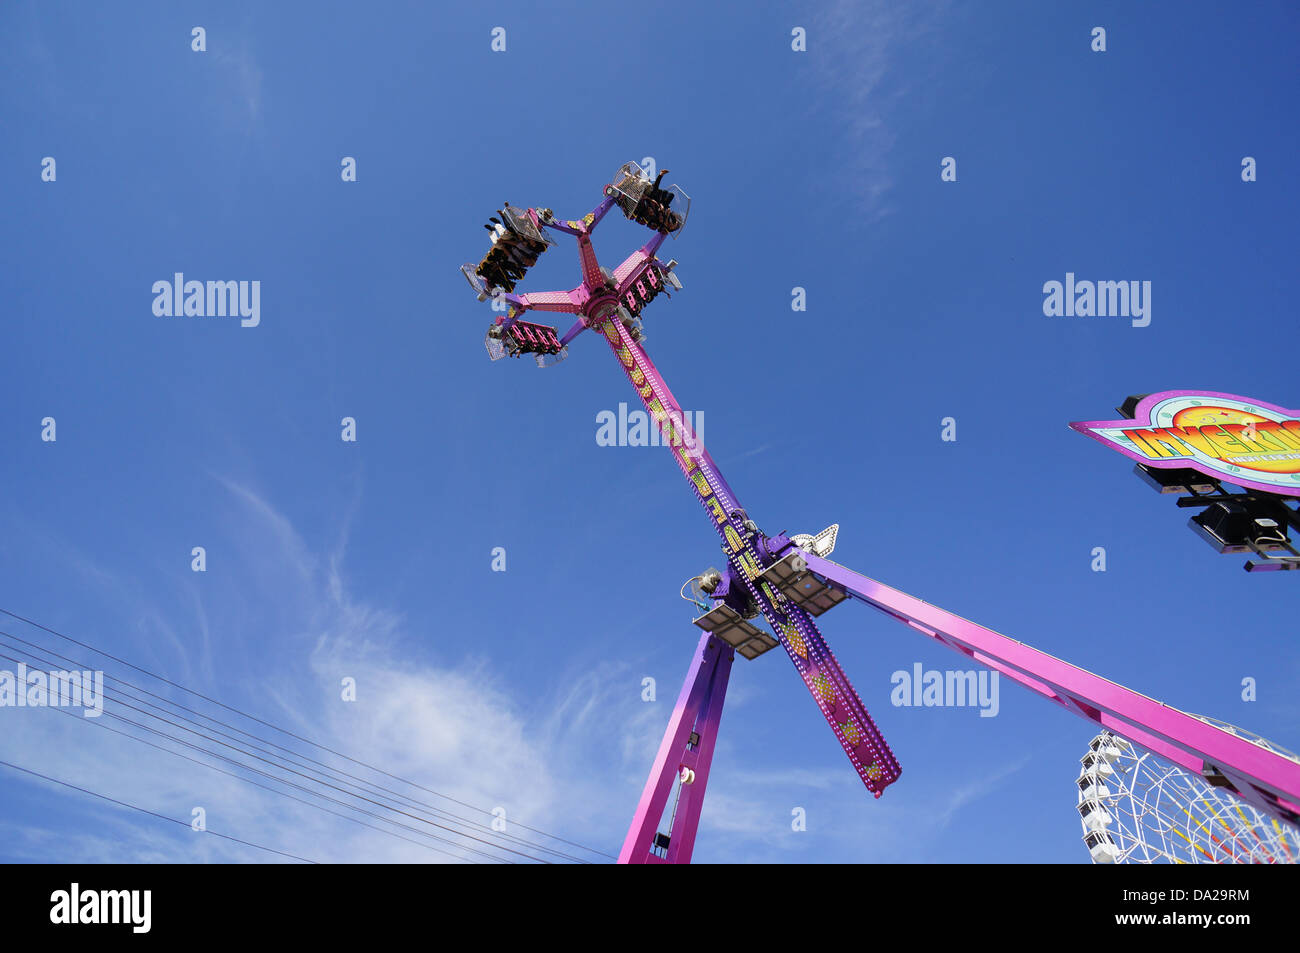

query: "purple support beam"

left=795, top=550, right=1300, bottom=824
left=541, top=197, right=617, bottom=237
left=619, top=633, right=734, bottom=864
left=558, top=317, right=588, bottom=347
left=665, top=633, right=733, bottom=864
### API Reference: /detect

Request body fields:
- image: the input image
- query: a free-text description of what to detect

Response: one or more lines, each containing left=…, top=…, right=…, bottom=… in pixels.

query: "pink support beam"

left=619, top=633, right=734, bottom=864
left=598, top=318, right=899, bottom=798
left=665, top=634, right=733, bottom=864
left=797, top=551, right=1300, bottom=824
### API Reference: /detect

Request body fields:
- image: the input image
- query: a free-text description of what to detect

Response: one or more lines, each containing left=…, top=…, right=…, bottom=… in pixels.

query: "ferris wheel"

left=1077, top=724, right=1300, bottom=864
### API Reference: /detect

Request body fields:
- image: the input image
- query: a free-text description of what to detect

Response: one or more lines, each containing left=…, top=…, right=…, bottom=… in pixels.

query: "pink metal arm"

left=599, top=318, right=900, bottom=800
left=796, top=550, right=1300, bottom=824
left=611, top=249, right=651, bottom=288
left=610, top=236, right=668, bottom=284
left=514, top=288, right=588, bottom=314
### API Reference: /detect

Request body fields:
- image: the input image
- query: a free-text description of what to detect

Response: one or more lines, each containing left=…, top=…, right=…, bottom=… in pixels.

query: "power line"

left=0, top=606, right=614, bottom=861
left=42, top=703, right=478, bottom=864
left=0, top=643, right=532, bottom=864
left=0, top=630, right=587, bottom=862
left=0, top=757, right=318, bottom=864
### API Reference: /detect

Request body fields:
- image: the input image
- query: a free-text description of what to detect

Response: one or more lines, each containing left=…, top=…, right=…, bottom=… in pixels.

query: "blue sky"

left=1, top=0, right=1297, bottom=863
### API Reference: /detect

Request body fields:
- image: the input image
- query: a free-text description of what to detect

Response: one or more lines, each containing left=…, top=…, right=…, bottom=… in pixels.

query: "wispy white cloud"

left=808, top=0, right=952, bottom=221
left=0, top=477, right=654, bottom=864
left=935, top=753, right=1032, bottom=828
left=736, top=443, right=774, bottom=461
left=213, top=43, right=263, bottom=125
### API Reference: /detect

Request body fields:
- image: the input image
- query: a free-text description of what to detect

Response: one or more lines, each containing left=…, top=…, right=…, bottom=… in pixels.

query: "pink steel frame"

left=796, top=552, right=1300, bottom=827
left=469, top=185, right=1300, bottom=864
left=620, top=546, right=1300, bottom=863
left=619, top=633, right=733, bottom=864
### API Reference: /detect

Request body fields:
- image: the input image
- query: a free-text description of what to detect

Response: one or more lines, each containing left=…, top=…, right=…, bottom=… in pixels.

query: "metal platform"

left=1134, top=463, right=1218, bottom=495
left=691, top=603, right=779, bottom=660
left=757, top=552, right=849, bottom=616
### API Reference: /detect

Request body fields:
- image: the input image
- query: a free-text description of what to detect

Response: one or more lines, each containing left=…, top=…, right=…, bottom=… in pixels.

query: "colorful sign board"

left=1069, top=391, right=1300, bottom=495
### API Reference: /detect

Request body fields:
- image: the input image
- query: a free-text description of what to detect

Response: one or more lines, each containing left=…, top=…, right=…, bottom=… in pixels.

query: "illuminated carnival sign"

left=1069, top=390, right=1300, bottom=495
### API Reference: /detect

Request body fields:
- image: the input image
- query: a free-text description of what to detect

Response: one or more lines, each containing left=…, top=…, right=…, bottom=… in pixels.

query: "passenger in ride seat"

left=484, top=243, right=517, bottom=269
left=488, top=217, right=542, bottom=270
left=507, top=248, right=536, bottom=270
left=487, top=218, right=524, bottom=249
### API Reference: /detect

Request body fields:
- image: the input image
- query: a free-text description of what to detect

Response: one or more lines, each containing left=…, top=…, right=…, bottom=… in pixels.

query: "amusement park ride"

left=462, top=163, right=1300, bottom=864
